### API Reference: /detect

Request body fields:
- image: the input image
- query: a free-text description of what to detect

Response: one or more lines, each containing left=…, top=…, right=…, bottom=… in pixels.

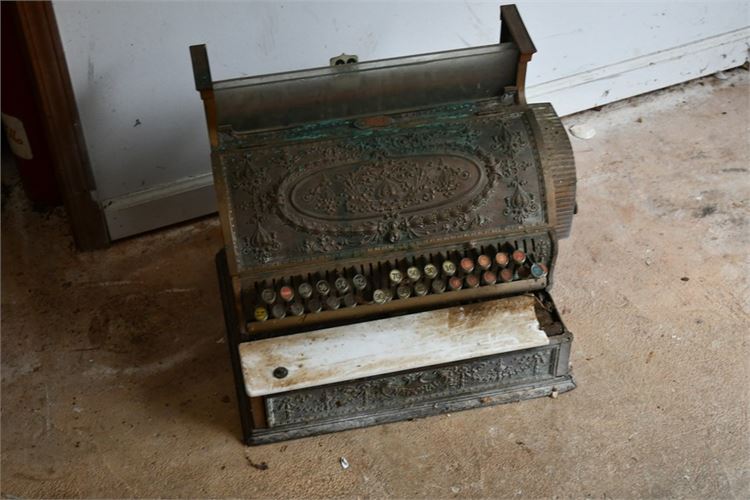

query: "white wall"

left=53, top=1, right=750, bottom=239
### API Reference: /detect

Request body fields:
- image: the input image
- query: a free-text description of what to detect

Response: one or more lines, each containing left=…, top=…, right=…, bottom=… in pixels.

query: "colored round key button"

left=482, top=270, right=497, bottom=285
left=253, top=306, right=268, bottom=322
left=495, top=252, right=510, bottom=267
left=460, top=257, right=475, bottom=273
left=530, top=263, right=548, bottom=279
left=449, top=276, right=463, bottom=291
left=477, top=254, right=491, bottom=270
left=279, top=285, right=295, bottom=302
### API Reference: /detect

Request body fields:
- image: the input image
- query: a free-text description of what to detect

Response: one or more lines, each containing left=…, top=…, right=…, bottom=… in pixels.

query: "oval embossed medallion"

left=283, top=154, right=486, bottom=226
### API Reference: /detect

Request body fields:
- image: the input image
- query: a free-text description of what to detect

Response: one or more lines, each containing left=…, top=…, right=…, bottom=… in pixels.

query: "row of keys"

left=247, top=245, right=548, bottom=322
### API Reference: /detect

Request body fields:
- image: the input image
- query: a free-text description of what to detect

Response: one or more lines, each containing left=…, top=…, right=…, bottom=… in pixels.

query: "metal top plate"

left=212, top=44, right=519, bottom=132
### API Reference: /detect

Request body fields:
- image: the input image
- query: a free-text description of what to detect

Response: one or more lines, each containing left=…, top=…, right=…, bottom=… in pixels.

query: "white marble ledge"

left=239, top=294, right=549, bottom=397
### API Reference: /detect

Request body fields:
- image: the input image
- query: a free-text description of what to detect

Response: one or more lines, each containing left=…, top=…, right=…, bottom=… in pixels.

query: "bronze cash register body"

left=193, top=4, right=577, bottom=444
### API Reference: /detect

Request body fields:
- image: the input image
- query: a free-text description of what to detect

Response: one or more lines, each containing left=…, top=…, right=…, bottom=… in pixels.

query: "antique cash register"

left=192, top=4, right=576, bottom=445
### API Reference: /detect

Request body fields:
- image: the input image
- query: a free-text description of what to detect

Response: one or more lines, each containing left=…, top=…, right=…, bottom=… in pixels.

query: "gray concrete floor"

left=2, top=70, right=749, bottom=498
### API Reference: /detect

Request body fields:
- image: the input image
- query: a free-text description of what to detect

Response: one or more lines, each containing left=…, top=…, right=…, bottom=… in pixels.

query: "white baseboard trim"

left=527, top=27, right=750, bottom=115
left=104, top=28, right=750, bottom=239
left=103, top=173, right=216, bottom=239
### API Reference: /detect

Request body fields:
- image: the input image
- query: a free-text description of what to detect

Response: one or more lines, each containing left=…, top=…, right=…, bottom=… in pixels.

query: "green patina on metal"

left=215, top=100, right=483, bottom=148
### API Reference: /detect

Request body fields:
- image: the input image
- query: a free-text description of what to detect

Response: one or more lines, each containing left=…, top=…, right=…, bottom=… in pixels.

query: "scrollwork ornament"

left=266, top=351, right=552, bottom=426
left=504, top=178, right=539, bottom=224
left=300, top=157, right=473, bottom=217
left=488, top=121, right=528, bottom=159
left=240, top=219, right=281, bottom=263
left=534, top=239, right=551, bottom=262
left=300, top=234, right=349, bottom=254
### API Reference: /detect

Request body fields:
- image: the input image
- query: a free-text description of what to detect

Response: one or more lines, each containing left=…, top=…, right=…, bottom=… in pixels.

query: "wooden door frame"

left=11, top=1, right=110, bottom=249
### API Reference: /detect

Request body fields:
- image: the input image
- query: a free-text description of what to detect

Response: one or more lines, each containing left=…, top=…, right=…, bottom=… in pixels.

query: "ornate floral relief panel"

left=217, top=102, right=546, bottom=271
left=265, top=348, right=554, bottom=427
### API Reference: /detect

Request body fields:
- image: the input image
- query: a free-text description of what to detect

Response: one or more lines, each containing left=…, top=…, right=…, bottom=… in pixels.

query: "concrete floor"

left=2, top=70, right=749, bottom=498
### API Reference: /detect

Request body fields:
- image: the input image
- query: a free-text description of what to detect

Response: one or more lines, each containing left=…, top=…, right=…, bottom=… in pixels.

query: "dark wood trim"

left=189, top=44, right=213, bottom=92
left=13, top=1, right=110, bottom=249
left=500, top=4, right=537, bottom=58
left=500, top=4, right=537, bottom=104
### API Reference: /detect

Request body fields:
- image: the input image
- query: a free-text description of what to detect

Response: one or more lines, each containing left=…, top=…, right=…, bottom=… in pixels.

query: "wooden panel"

left=239, top=294, right=548, bottom=397
left=14, top=1, right=109, bottom=249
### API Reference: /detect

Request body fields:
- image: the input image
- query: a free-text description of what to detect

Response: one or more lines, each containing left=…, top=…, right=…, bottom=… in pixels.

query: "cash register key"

left=442, top=260, right=457, bottom=277
left=271, top=303, right=286, bottom=319
left=531, top=263, right=549, bottom=278
left=500, top=268, right=514, bottom=282
left=431, top=278, right=446, bottom=294
left=279, top=285, right=295, bottom=303
left=465, top=274, right=480, bottom=288
left=512, top=249, right=527, bottom=265
left=516, top=265, right=531, bottom=279
left=306, top=298, right=322, bottom=314
left=260, top=288, right=276, bottom=305
left=315, top=280, right=331, bottom=297
left=334, top=277, right=351, bottom=294
left=325, top=295, right=341, bottom=310
left=423, top=263, right=438, bottom=279
left=477, top=254, right=492, bottom=270
left=460, top=257, right=475, bottom=274
left=413, top=282, right=428, bottom=296
left=396, top=283, right=412, bottom=299
left=449, top=276, right=463, bottom=291
left=298, top=282, right=314, bottom=300
left=342, top=293, right=357, bottom=308
left=253, top=306, right=269, bottom=322
left=289, top=302, right=305, bottom=316
left=406, top=266, right=421, bottom=282
left=372, top=289, right=388, bottom=305
left=352, top=273, right=368, bottom=291
left=482, top=270, right=497, bottom=285
left=388, top=269, right=403, bottom=285
left=495, top=252, right=510, bottom=268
